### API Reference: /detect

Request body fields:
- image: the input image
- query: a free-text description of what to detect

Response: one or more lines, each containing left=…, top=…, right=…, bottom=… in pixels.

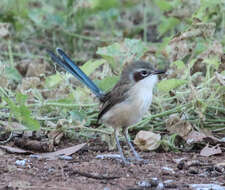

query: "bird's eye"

left=133, top=70, right=150, bottom=82
left=140, top=70, right=148, bottom=76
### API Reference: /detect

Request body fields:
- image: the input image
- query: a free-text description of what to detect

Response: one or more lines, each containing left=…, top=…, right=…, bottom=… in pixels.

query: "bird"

left=47, top=48, right=165, bottom=164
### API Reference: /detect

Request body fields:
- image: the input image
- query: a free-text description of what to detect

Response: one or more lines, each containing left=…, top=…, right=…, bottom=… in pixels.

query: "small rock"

left=164, top=180, right=177, bottom=188
left=162, top=167, right=175, bottom=174
left=149, top=177, right=159, bottom=187
left=137, top=180, right=151, bottom=188
left=188, top=168, right=199, bottom=174
left=198, top=172, right=208, bottom=177
left=164, top=180, right=174, bottom=184
left=177, top=161, right=185, bottom=170
left=173, top=157, right=186, bottom=164
left=187, top=160, right=202, bottom=167
left=15, top=159, right=27, bottom=166
left=58, top=155, right=73, bottom=160
left=30, top=154, right=41, bottom=159
left=156, top=182, right=164, bottom=190
left=96, top=154, right=121, bottom=160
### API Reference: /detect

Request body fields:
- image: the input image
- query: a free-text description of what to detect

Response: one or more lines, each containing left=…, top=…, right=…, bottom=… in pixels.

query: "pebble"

left=188, top=168, right=199, bottom=174
left=15, top=159, right=27, bottom=166
left=137, top=180, right=151, bottom=188
left=30, top=154, right=41, bottom=159
left=164, top=180, right=177, bottom=188
left=156, top=182, right=164, bottom=190
left=149, top=178, right=159, bottom=187
left=58, top=155, right=73, bottom=160
left=162, top=166, right=175, bottom=174
left=96, top=154, right=121, bottom=159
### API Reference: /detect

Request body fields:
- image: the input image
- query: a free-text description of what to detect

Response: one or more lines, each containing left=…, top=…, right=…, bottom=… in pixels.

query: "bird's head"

left=121, top=61, right=166, bottom=88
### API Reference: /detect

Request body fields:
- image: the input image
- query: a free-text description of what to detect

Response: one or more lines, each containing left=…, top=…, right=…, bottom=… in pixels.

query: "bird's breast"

left=101, top=83, right=154, bottom=128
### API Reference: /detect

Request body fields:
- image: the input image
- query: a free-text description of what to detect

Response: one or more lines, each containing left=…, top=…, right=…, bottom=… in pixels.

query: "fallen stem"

left=70, top=170, right=120, bottom=180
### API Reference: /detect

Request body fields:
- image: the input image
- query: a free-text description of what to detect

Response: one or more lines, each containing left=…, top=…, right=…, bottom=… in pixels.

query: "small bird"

left=47, top=48, right=165, bottom=164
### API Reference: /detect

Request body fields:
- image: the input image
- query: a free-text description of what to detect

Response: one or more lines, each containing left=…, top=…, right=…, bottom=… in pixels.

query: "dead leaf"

left=185, top=130, right=206, bottom=144
left=48, top=120, right=65, bottom=146
left=35, top=143, right=86, bottom=159
left=0, top=76, right=9, bottom=88
left=0, top=121, right=26, bottom=131
left=166, top=114, right=193, bottom=138
left=215, top=72, right=225, bottom=86
left=198, top=41, right=223, bottom=60
left=0, top=23, right=11, bottom=38
left=165, top=115, right=221, bottom=146
left=191, top=41, right=223, bottom=75
left=26, top=61, right=47, bottom=77
left=134, top=131, right=161, bottom=151
left=0, top=145, right=33, bottom=154
left=17, top=77, right=41, bottom=92
left=41, top=87, right=70, bottom=99
left=200, top=144, right=222, bottom=157
left=14, top=138, right=53, bottom=152
left=167, top=40, right=191, bottom=62
left=185, top=130, right=221, bottom=145
left=170, top=22, right=216, bottom=44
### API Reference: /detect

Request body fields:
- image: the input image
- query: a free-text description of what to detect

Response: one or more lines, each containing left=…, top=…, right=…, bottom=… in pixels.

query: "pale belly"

left=101, top=90, right=153, bottom=128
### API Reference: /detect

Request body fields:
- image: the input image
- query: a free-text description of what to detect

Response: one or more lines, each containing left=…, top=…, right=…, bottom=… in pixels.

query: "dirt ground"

left=0, top=139, right=224, bottom=190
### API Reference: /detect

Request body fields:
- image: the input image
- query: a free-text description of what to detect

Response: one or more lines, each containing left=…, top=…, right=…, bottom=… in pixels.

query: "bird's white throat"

left=129, top=74, right=158, bottom=117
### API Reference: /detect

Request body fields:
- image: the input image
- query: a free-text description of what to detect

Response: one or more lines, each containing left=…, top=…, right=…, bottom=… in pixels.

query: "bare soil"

left=0, top=139, right=224, bottom=190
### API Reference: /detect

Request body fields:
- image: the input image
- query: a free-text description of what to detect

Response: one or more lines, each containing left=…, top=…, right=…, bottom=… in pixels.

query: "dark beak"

left=152, top=69, right=166, bottom=75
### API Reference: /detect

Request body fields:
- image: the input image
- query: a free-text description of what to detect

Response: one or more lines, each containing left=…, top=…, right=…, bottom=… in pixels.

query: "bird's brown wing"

left=97, top=81, right=131, bottom=121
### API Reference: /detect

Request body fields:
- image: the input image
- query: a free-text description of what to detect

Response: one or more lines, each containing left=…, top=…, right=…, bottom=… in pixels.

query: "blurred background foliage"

left=0, top=0, right=224, bottom=150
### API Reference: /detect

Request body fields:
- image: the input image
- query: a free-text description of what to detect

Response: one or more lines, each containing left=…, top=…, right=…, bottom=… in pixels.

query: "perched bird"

left=47, top=48, right=165, bottom=164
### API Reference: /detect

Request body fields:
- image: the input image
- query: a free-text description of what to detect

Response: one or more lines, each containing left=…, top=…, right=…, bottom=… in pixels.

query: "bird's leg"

left=122, top=127, right=142, bottom=161
left=114, top=129, right=130, bottom=164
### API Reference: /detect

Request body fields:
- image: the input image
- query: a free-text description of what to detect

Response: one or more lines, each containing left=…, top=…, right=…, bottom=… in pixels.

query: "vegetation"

left=0, top=0, right=224, bottom=150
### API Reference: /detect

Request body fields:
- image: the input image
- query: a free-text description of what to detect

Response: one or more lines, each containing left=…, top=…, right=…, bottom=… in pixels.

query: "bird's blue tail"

left=47, top=48, right=104, bottom=99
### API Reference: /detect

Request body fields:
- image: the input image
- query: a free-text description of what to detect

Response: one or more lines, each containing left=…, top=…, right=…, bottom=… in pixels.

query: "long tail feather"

left=47, top=49, right=104, bottom=99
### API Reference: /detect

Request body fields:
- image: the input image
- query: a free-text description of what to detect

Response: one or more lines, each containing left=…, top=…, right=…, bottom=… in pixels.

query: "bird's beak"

left=152, top=69, right=166, bottom=75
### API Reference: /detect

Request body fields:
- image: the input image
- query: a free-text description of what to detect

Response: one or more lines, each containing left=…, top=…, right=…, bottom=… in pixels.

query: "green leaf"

left=23, top=114, right=40, bottom=131
left=80, top=59, right=105, bottom=76
left=45, top=73, right=63, bottom=88
left=16, top=93, right=27, bottom=106
left=95, top=76, right=119, bottom=91
left=5, top=66, right=22, bottom=82
left=97, top=38, right=148, bottom=66
left=193, top=0, right=221, bottom=21
left=158, top=17, right=180, bottom=36
left=97, top=42, right=121, bottom=57
left=194, top=41, right=207, bottom=55
left=3, top=94, right=40, bottom=131
left=91, top=0, right=120, bottom=11
left=70, top=110, right=86, bottom=121
left=153, top=0, right=173, bottom=11
left=28, top=9, right=43, bottom=25
left=172, top=60, right=185, bottom=69
left=157, top=79, right=187, bottom=92
left=203, top=57, right=221, bottom=69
